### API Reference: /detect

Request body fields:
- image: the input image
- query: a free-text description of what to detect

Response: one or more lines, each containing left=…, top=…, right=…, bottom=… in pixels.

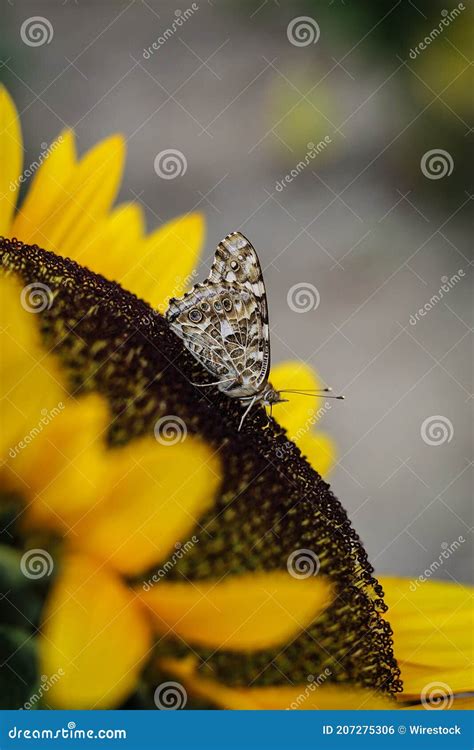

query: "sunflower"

left=0, top=85, right=472, bottom=710
left=0, top=271, right=335, bottom=709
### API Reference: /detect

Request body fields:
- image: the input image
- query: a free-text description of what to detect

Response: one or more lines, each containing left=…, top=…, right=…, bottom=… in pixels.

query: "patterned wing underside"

left=207, top=231, right=270, bottom=381
left=166, top=281, right=268, bottom=397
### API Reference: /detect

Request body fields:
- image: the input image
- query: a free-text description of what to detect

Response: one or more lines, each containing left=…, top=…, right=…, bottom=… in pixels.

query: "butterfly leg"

left=237, top=396, right=257, bottom=431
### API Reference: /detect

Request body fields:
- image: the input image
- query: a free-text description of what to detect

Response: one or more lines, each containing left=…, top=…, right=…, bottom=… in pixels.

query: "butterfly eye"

left=223, top=298, right=232, bottom=311
left=230, top=260, right=240, bottom=271
left=200, top=301, right=210, bottom=312
left=188, top=308, right=203, bottom=323
left=213, top=301, right=223, bottom=312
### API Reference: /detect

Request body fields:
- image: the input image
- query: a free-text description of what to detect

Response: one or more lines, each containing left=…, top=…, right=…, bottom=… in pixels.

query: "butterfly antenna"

left=280, top=387, right=332, bottom=393
left=279, top=389, right=344, bottom=400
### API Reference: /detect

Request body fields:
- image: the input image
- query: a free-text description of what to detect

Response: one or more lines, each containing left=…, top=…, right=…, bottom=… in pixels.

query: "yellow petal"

left=121, top=213, right=205, bottom=310
left=71, top=203, right=145, bottom=279
left=297, top=432, right=336, bottom=477
left=75, top=436, right=221, bottom=575
left=270, top=361, right=323, bottom=437
left=37, top=135, right=125, bottom=258
left=0, top=86, right=22, bottom=236
left=40, top=554, right=151, bottom=708
left=11, top=130, right=77, bottom=245
left=160, top=656, right=394, bottom=709
left=14, top=394, right=110, bottom=533
left=397, top=664, right=473, bottom=700
left=380, top=576, right=474, bottom=697
left=0, top=276, right=65, bottom=461
left=140, top=571, right=332, bottom=651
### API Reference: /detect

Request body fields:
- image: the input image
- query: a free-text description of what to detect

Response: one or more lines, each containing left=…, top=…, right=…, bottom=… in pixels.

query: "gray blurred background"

left=1, top=0, right=472, bottom=582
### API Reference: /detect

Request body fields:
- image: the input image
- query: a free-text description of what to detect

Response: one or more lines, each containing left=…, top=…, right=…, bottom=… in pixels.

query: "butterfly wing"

left=207, top=232, right=271, bottom=385
left=166, top=281, right=268, bottom=398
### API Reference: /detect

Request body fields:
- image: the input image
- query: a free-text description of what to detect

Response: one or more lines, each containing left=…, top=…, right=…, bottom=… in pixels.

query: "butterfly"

left=166, top=232, right=341, bottom=429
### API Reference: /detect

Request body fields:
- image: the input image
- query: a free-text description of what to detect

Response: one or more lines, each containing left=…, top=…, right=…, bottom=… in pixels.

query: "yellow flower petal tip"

left=0, top=85, right=23, bottom=235
left=11, top=129, right=78, bottom=245
left=39, top=134, right=126, bottom=258
left=123, top=211, right=206, bottom=310
left=269, top=360, right=336, bottom=475
left=140, top=570, right=332, bottom=651
left=40, top=555, right=151, bottom=709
